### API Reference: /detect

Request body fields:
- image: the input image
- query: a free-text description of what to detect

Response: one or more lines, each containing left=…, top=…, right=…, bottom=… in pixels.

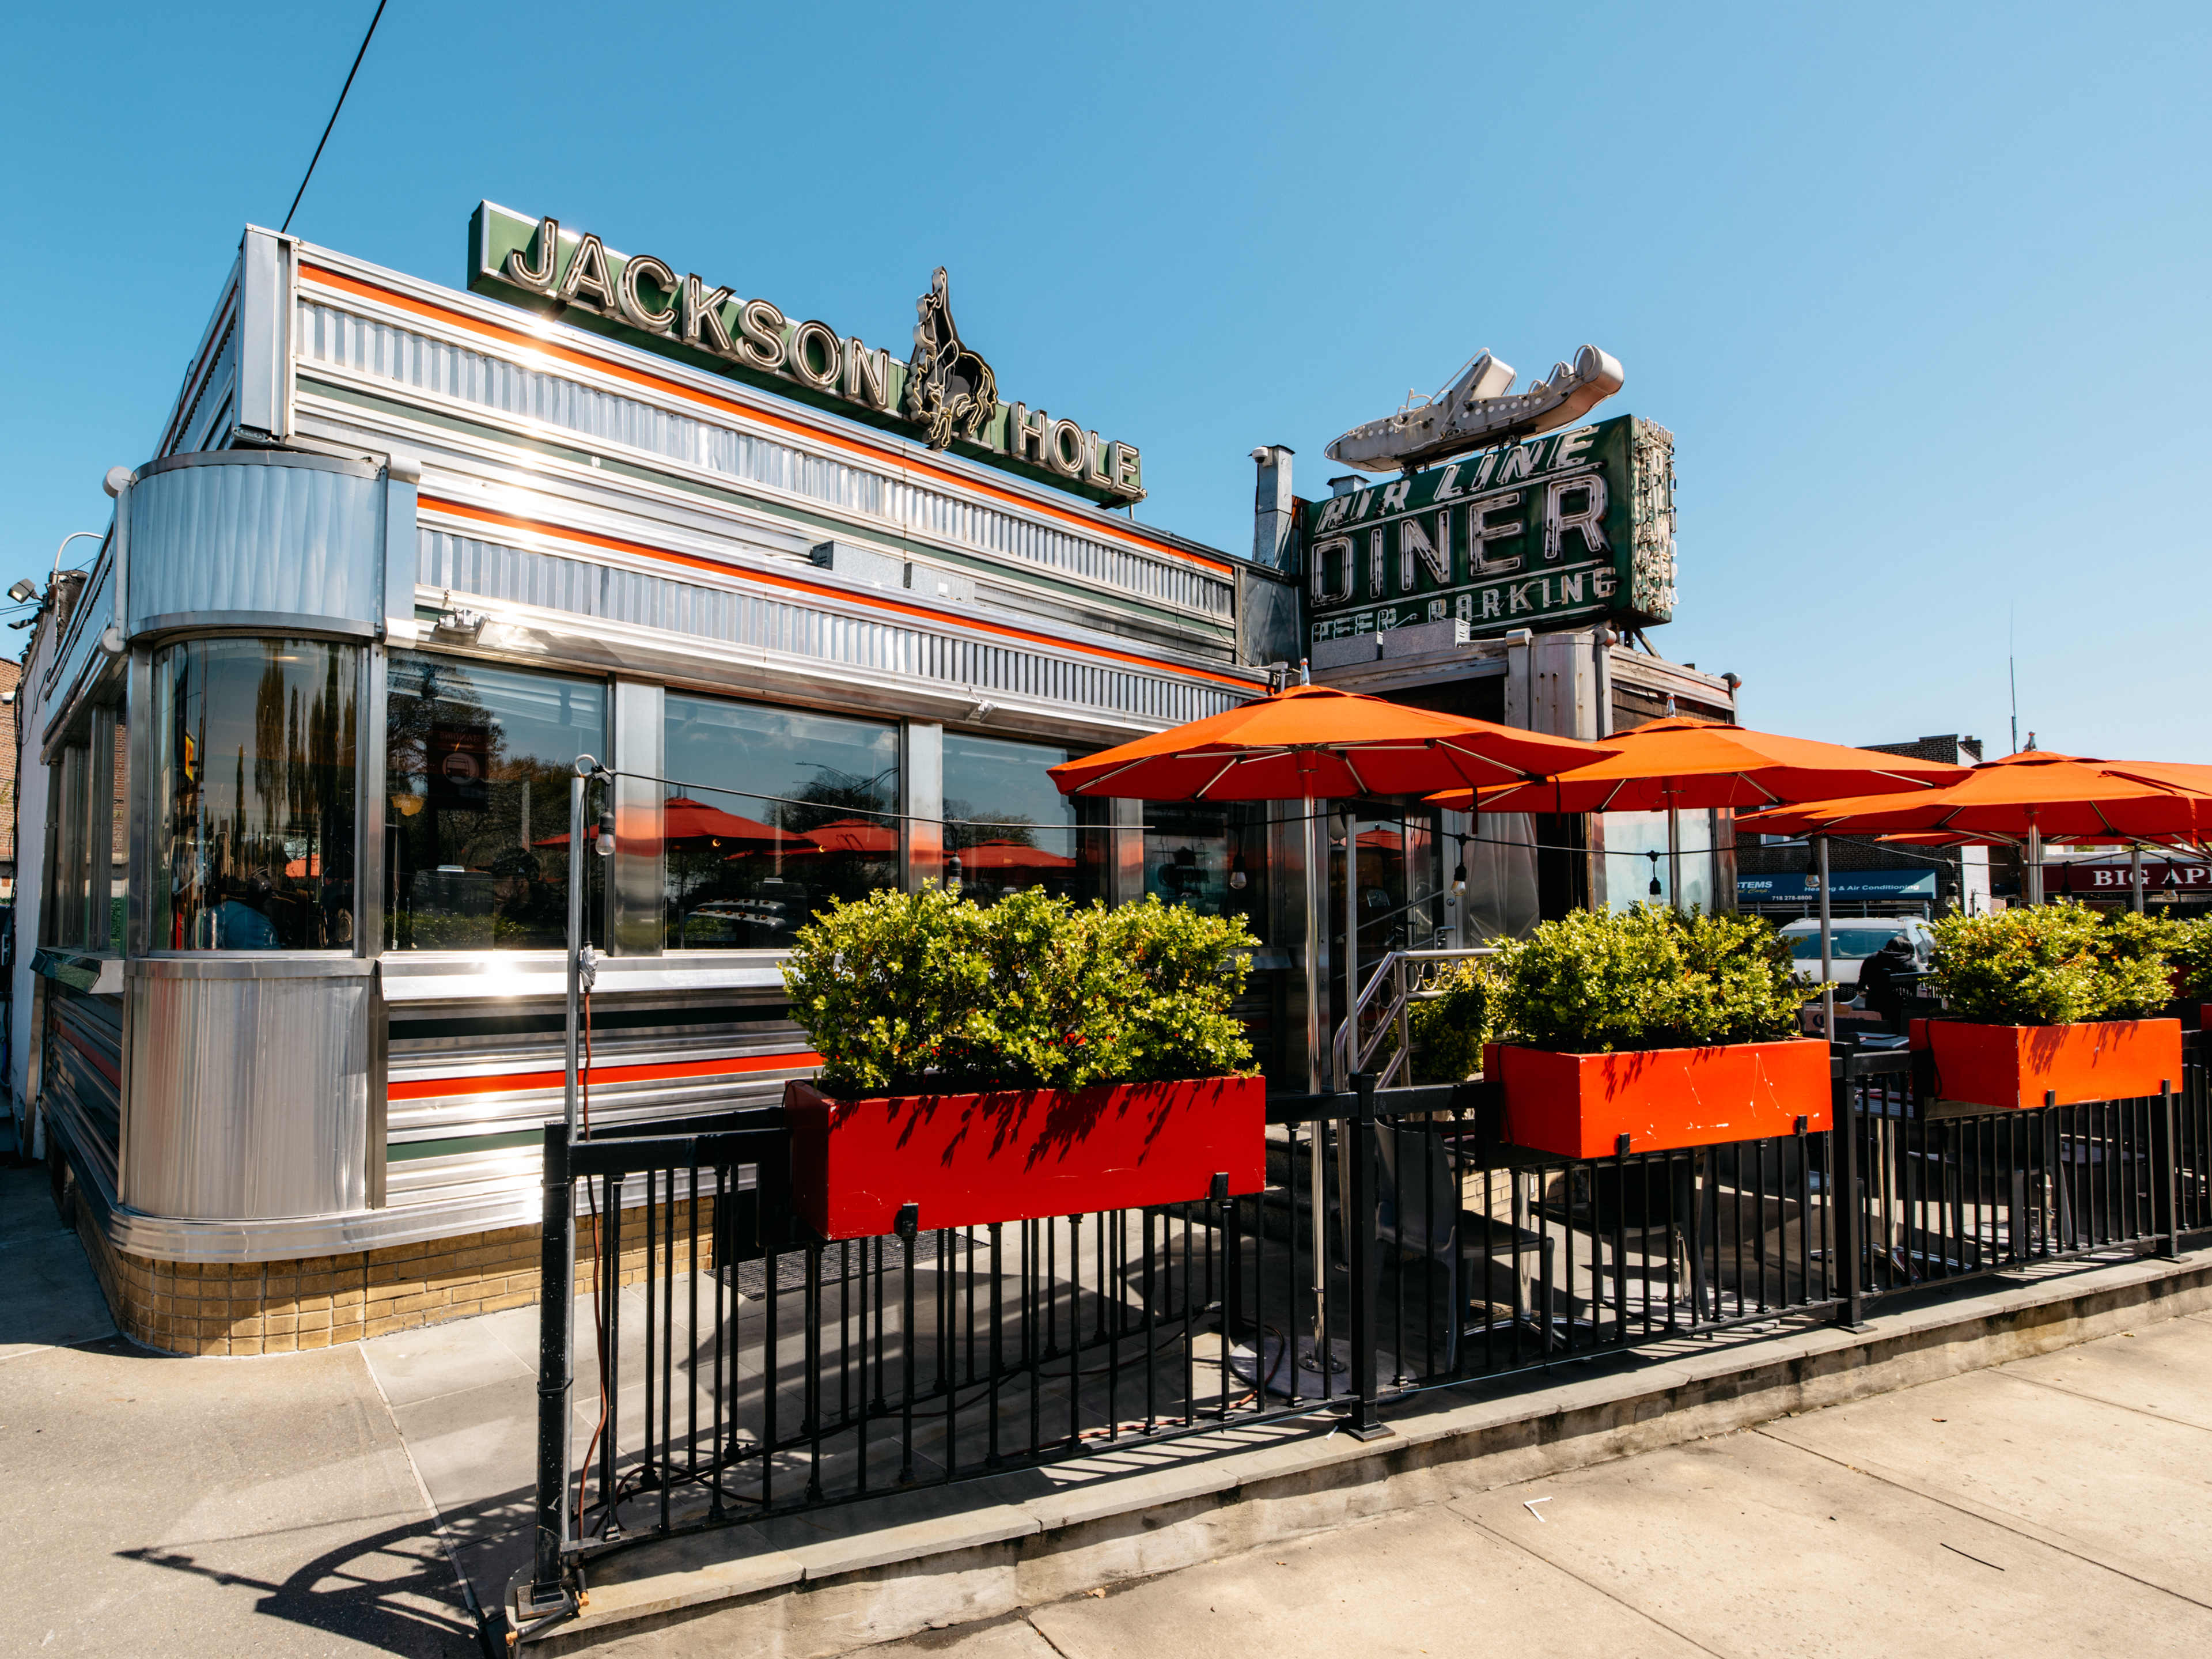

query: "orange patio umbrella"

left=1427, top=716, right=1969, bottom=816
left=1048, top=684, right=1609, bottom=803
left=536, top=796, right=808, bottom=849
left=1740, top=751, right=2212, bottom=906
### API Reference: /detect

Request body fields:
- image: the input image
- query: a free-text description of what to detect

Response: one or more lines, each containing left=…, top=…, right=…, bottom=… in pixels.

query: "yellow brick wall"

left=76, top=1197, right=719, bottom=1358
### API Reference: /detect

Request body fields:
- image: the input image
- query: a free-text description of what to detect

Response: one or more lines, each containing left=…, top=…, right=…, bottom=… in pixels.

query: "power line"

left=280, top=1, right=388, bottom=235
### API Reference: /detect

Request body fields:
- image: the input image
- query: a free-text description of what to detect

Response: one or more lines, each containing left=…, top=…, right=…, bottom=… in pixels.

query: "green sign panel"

left=1301, top=413, right=1675, bottom=647
left=467, top=202, right=1143, bottom=506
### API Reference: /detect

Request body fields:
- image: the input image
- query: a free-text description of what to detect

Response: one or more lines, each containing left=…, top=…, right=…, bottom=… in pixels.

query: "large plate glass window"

left=1142, top=801, right=1267, bottom=941
left=151, top=638, right=359, bottom=950
left=386, top=652, right=605, bottom=950
left=943, top=734, right=1108, bottom=906
left=663, top=694, right=899, bottom=949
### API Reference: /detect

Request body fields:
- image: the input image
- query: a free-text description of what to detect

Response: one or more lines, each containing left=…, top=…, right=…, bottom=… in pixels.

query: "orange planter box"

left=1906, top=1018, right=2181, bottom=1111
left=1483, top=1039, right=1831, bottom=1159
left=786, top=1075, right=1265, bottom=1240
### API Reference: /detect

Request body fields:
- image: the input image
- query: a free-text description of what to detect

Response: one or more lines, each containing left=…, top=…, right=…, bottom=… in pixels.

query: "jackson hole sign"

left=469, top=202, right=1143, bottom=505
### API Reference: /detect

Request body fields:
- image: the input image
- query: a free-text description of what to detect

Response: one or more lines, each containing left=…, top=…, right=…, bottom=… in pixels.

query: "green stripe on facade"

left=388, top=1128, right=546, bottom=1162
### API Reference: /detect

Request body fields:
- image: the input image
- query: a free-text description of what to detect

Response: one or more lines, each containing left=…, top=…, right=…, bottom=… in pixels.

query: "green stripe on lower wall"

left=388, top=1128, right=547, bottom=1162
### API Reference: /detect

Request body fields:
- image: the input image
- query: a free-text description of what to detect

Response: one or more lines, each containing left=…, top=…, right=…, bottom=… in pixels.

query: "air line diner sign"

left=1302, top=413, right=1676, bottom=646
left=468, top=202, right=1143, bottom=506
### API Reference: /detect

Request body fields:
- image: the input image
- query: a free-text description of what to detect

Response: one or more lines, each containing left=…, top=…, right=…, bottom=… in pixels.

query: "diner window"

left=386, top=652, right=604, bottom=951
left=663, top=694, right=898, bottom=950
left=1143, top=801, right=1268, bottom=940
left=152, top=639, right=358, bottom=950
left=944, top=734, right=1108, bottom=907
left=44, top=740, right=92, bottom=949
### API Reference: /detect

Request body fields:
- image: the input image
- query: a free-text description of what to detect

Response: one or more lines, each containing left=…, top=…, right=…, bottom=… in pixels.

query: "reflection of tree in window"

left=384, top=653, right=603, bottom=951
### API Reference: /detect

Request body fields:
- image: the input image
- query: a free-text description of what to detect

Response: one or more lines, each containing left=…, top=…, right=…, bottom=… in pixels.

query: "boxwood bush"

left=1474, top=904, right=1810, bottom=1055
left=782, top=885, right=1256, bottom=1097
left=1929, top=900, right=2176, bottom=1025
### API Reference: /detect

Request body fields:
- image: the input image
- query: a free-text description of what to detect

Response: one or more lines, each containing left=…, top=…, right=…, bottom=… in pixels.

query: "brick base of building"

left=71, top=1196, right=714, bottom=1358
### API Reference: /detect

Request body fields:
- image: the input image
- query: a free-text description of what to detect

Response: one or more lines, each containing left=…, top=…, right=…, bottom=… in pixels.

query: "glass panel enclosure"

left=942, top=733, right=1107, bottom=907
left=385, top=652, right=604, bottom=950
left=1599, top=809, right=1718, bottom=913
left=152, top=639, right=359, bottom=950
left=662, top=693, right=899, bottom=950
left=1142, top=801, right=1267, bottom=940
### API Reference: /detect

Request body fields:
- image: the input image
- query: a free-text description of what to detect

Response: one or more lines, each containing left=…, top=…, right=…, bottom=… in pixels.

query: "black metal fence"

left=519, top=1035, right=2210, bottom=1621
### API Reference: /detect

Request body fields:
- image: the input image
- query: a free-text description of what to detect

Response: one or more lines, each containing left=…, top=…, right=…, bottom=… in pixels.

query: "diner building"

left=8, top=215, right=1730, bottom=1355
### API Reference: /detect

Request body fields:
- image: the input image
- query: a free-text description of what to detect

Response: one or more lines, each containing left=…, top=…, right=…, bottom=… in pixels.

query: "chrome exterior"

left=25, top=231, right=1275, bottom=1268
left=127, top=451, right=387, bottom=637
left=123, top=959, right=373, bottom=1220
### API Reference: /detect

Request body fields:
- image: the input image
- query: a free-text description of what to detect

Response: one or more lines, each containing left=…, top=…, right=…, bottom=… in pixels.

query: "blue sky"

left=5, top=4, right=2207, bottom=757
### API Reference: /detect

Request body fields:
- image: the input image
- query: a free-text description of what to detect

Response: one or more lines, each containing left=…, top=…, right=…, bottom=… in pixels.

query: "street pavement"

left=5, top=1137, right=2211, bottom=1658
left=865, top=1311, right=2212, bottom=1659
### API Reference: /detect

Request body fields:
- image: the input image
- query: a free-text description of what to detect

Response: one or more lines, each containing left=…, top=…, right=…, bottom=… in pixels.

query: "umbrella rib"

left=1342, top=751, right=1374, bottom=797
left=1191, top=755, right=1240, bottom=800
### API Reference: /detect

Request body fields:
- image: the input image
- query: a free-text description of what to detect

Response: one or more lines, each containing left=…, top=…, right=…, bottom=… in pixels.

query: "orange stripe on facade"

left=298, top=264, right=1232, bottom=577
left=417, top=493, right=1262, bottom=693
left=387, top=1051, right=822, bottom=1102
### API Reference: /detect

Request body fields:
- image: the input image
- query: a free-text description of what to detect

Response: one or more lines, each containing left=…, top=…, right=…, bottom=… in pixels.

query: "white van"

left=1778, top=916, right=1934, bottom=991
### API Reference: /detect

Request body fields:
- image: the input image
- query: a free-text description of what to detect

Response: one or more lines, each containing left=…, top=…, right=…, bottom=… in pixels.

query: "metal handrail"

left=1331, top=945, right=1498, bottom=1089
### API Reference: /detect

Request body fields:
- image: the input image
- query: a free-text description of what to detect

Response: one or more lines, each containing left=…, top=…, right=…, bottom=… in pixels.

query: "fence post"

left=525, top=1123, right=577, bottom=1616
left=2153, top=1080, right=2180, bottom=1260
left=1831, top=1051, right=1866, bottom=1327
left=1344, top=1072, right=1391, bottom=1441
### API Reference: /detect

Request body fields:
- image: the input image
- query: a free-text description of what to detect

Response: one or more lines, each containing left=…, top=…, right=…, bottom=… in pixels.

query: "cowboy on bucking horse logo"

left=903, top=268, right=998, bottom=450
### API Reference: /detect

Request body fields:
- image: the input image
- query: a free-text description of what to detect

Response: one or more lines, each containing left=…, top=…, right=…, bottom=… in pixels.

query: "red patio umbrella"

left=954, top=839, right=1077, bottom=870
left=802, top=817, right=901, bottom=855
left=535, top=796, right=807, bottom=848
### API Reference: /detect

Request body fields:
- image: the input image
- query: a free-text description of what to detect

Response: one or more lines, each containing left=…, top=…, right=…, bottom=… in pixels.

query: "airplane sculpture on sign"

left=1325, top=344, right=1626, bottom=474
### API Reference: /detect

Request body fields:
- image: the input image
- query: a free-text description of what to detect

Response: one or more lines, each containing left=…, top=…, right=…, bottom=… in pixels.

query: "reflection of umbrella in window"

left=536, top=797, right=809, bottom=850
left=956, top=839, right=1076, bottom=870
left=798, top=817, right=900, bottom=856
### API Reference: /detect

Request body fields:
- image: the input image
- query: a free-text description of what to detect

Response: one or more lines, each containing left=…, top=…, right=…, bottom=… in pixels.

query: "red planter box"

left=1484, top=1040, right=1832, bottom=1159
left=1907, top=1018, right=2182, bottom=1111
left=785, top=1075, right=1266, bottom=1240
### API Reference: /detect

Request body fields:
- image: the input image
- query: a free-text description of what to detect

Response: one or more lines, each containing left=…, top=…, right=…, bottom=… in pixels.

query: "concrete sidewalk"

left=856, top=1310, right=2212, bottom=1659
left=0, top=1154, right=488, bottom=1657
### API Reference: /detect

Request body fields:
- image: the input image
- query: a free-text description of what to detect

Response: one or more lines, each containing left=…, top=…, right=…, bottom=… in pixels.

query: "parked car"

left=1778, top=916, right=1933, bottom=994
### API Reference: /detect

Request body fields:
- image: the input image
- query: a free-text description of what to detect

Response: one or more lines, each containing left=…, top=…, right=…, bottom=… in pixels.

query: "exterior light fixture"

left=1229, top=853, right=1248, bottom=891
left=1647, top=850, right=1662, bottom=898
left=595, top=808, right=617, bottom=857
left=435, top=607, right=487, bottom=638
left=6, top=578, right=36, bottom=604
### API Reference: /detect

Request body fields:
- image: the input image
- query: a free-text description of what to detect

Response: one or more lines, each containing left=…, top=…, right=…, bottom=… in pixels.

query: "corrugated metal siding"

left=298, top=298, right=1233, bottom=620
left=420, top=528, right=1244, bottom=728
left=44, top=986, right=123, bottom=1197
left=129, top=460, right=384, bottom=630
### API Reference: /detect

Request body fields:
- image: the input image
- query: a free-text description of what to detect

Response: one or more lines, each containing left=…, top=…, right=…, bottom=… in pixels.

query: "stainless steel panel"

left=903, top=722, right=942, bottom=891
left=297, top=298, right=1232, bottom=619
left=237, top=228, right=293, bottom=442
left=123, top=969, right=372, bottom=1220
left=416, top=527, right=1243, bottom=732
left=611, top=680, right=663, bottom=955
left=126, top=453, right=385, bottom=637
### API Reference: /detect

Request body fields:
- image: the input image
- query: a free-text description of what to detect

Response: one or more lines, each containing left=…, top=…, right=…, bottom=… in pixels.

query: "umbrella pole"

left=2027, top=823, right=2044, bottom=906
left=1305, top=802, right=1332, bottom=1363
left=1667, top=804, right=1681, bottom=911
left=1817, top=834, right=1834, bottom=1044
left=2131, top=843, right=2144, bottom=913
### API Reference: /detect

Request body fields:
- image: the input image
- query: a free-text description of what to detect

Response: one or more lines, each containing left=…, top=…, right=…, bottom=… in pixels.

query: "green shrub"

left=2165, top=915, right=2212, bottom=1000
left=1927, top=900, right=2178, bottom=1025
left=782, top=887, right=1256, bottom=1096
left=1485, top=904, right=1810, bottom=1054
left=1407, top=956, right=1503, bottom=1082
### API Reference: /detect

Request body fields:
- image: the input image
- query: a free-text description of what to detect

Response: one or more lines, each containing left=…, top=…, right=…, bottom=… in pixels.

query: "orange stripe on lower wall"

left=388, top=1051, right=821, bottom=1101
left=417, top=494, right=1262, bottom=694
left=297, top=263, right=1231, bottom=577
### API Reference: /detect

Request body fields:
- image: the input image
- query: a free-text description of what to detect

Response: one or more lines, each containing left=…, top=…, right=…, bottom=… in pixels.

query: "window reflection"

left=1142, top=801, right=1267, bottom=940
left=153, top=639, right=358, bottom=950
left=943, top=733, right=1108, bottom=907
left=385, top=652, right=604, bottom=950
left=663, top=694, right=899, bottom=949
